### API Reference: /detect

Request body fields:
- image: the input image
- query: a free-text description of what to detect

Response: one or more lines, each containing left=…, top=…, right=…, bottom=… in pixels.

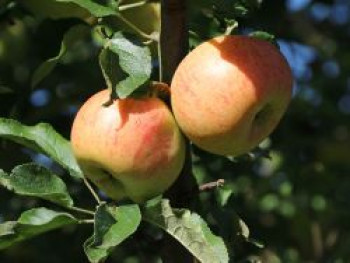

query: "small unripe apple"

left=121, top=0, right=160, bottom=35
left=171, top=35, right=293, bottom=156
left=111, top=0, right=160, bottom=55
left=70, top=89, right=185, bottom=203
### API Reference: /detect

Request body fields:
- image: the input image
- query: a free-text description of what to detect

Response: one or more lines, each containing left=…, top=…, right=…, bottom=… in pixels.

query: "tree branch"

left=160, top=1, right=196, bottom=262
left=161, top=0, right=197, bottom=208
left=199, top=179, right=225, bottom=192
left=160, top=0, right=188, bottom=84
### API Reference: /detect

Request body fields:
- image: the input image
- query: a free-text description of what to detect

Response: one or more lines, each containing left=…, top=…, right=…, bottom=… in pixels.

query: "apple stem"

left=158, top=36, right=163, bottom=82
left=83, top=178, right=102, bottom=204
left=79, top=219, right=95, bottom=224
left=67, top=206, right=95, bottom=216
left=224, top=21, right=238, bottom=36
left=119, top=1, right=149, bottom=11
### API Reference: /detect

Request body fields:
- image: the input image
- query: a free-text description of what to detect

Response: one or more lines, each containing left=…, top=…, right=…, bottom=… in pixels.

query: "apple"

left=70, top=88, right=185, bottom=203
left=171, top=35, right=293, bottom=156
left=120, top=0, right=160, bottom=35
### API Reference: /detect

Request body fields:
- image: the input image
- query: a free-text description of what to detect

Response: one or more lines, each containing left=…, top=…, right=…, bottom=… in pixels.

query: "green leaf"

left=0, top=118, right=82, bottom=179
left=99, top=32, right=152, bottom=99
left=84, top=204, right=141, bottom=263
left=213, top=0, right=248, bottom=19
left=31, top=24, right=89, bottom=88
left=0, top=222, right=16, bottom=237
left=216, top=186, right=234, bottom=207
left=0, top=163, right=74, bottom=207
left=84, top=236, right=102, bottom=262
left=0, top=169, right=10, bottom=189
left=56, top=0, right=116, bottom=17
left=212, top=208, right=250, bottom=239
left=17, top=207, right=76, bottom=225
left=142, top=199, right=229, bottom=263
left=249, top=31, right=278, bottom=47
left=0, top=208, right=78, bottom=250
left=211, top=207, right=259, bottom=258
left=93, top=203, right=116, bottom=246
left=99, top=48, right=121, bottom=94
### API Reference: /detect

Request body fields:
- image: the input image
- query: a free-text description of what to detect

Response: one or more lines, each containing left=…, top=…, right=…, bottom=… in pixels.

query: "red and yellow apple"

left=171, top=35, right=293, bottom=156
left=70, top=89, right=185, bottom=203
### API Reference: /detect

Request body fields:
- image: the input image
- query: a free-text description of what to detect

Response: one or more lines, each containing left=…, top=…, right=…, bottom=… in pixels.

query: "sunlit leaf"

left=249, top=31, right=278, bottom=47
left=0, top=222, right=16, bottom=237
left=99, top=32, right=152, bottom=99
left=0, top=208, right=78, bottom=250
left=0, top=163, right=74, bottom=207
left=0, top=118, right=82, bottom=179
left=142, top=199, right=229, bottom=263
left=84, top=203, right=141, bottom=263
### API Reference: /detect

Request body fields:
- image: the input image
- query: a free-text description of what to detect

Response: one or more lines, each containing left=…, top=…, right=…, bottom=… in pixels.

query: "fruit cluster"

left=71, top=35, right=293, bottom=203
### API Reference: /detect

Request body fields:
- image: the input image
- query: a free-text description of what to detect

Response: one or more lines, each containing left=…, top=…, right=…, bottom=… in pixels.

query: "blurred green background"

left=1, top=0, right=350, bottom=262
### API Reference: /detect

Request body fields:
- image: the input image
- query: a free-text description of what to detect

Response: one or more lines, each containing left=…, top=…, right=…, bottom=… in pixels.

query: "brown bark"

left=160, top=1, right=196, bottom=262
left=160, top=0, right=188, bottom=84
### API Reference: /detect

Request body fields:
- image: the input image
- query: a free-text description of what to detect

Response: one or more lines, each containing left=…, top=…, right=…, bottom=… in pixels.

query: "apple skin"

left=70, top=89, right=185, bottom=203
left=171, top=35, right=293, bottom=156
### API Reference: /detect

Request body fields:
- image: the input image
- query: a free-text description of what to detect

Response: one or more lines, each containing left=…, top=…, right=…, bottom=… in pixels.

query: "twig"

left=158, top=33, right=163, bottom=82
left=199, top=179, right=225, bottom=192
left=79, top=219, right=94, bottom=224
left=83, top=178, right=102, bottom=204
left=68, top=206, right=95, bottom=216
left=116, top=13, right=158, bottom=41
left=119, top=1, right=148, bottom=11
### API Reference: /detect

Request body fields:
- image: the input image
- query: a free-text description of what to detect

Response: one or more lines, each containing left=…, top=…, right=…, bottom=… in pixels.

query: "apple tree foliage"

left=1, top=0, right=350, bottom=262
